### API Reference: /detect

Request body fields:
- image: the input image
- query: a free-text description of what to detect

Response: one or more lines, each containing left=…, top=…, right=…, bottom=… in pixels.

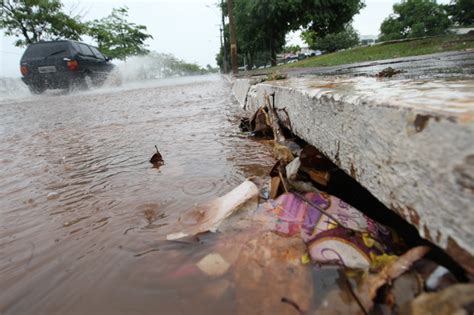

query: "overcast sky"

left=0, top=0, right=450, bottom=78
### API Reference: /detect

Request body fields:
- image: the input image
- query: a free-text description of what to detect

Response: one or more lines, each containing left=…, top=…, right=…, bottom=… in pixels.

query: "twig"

left=123, top=227, right=137, bottom=235
left=278, top=163, right=290, bottom=193
left=281, top=297, right=306, bottom=315
left=134, top=248, right=160, bottom=257
left=339, top=270, right=369, bottom=315
left=291, top=191, right=345, bottom=227
left=264, top=93, right=286, bottom=144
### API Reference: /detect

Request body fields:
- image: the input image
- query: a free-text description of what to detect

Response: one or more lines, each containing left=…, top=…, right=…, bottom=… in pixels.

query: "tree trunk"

left=270, top=42, right=277, bottom=67
left=246, top=52, right=254, bottom=71
left=227, top=0, right=239, bottom=74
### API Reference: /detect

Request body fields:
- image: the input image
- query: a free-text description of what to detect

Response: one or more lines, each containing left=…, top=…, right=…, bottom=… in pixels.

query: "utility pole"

left=220, top=0, right=228, bottom=74
left=227, top=0, right=238, bottom=74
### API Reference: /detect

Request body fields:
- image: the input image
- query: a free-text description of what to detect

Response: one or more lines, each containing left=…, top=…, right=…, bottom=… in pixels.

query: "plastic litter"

left=166, top=180, right=259, bottom=240
left=256, top=191, right=400, bottom=269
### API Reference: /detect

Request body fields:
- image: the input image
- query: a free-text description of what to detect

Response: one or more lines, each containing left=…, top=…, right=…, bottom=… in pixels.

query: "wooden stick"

left=264, top=93, right=286, bottom=144
left=291, top=191, right=344, bottom=227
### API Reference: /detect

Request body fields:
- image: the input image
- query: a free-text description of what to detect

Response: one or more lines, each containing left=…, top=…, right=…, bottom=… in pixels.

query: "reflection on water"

left=0, top=75, right=278, bottom=314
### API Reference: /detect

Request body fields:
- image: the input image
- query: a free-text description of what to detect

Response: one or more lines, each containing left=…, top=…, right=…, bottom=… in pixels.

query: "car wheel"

left=91, top=74, right=106, bottom=87
left=67, top=75, right=88, bottom=92
left=28, top=83, right=46, bottom=94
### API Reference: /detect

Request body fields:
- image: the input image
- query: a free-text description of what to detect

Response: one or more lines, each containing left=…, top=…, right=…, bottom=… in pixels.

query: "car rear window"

left=22, top=42, right=70, bottom=59
left=77, top=44, right=95, bottom=57
left=89, top=46, right=105, bottom=60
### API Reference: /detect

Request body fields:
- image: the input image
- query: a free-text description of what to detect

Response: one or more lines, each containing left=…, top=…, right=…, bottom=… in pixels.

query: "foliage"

left=0, top=0, right=86, bottom=47
left=229, top=0, right=364, bottom=68
left=285, top=34, right=474, bottom=68
left=88, top=7, right=152, bottom=60
left=281, top=45, right=301, bottom=54
left=233, top=0, right=286, bottom=66
left=444, top=0, right=474, bottom=26
left=302, top=0, right=365, bottom=37
left=264, top=71, right=286, bottom=81
left=302, top=25, right=360, bottom=53
left=379, top=0, right=452, bottom=41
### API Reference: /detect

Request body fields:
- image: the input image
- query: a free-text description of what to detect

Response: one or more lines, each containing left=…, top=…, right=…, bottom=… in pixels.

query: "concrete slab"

left=234, top=75, right=474, bottom=273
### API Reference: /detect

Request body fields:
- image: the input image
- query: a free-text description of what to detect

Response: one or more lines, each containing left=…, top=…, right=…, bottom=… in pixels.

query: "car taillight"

left=20, top=65, right=28, bottom=76
left=67, top=60, right=78, bottom=71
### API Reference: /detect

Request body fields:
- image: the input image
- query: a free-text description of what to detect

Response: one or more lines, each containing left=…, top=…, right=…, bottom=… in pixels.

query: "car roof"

left=28, top=40, right=97, bottom=48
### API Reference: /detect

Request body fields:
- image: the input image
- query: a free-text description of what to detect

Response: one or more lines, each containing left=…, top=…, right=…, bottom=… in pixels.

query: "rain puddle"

left=0, top=75, right=276, bottom=314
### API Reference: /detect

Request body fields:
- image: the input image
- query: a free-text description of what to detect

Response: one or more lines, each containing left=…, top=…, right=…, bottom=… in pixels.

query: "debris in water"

left=134, top=248, right=160, bottom=257
left=239, top=117, right=251, bottom=132
left=249, top=107, right=272, bottom=137
left=285, top=157, right=301, bottom=181
left=273, top=143, right=294, bottom=164
left=407, top=283, right=474, bottom=315
left=255, top=191, right=401, bottom=269
left=425, top=265, right=458, bottom=291
left=150, top=145, right=164, bottom=168
left=270, top=176, right=282, bottom=199
left=166, top=180, right=259, bottom=240
left=47, top=191, right=60, bottom=200
left=376, top=67, right=403, bottom=78
left=355, top=246, right=430, bottom=313
left=196, top=253, right=231, bottom=277
left=281, top=297, right=306, bottom=315
left=387, top=271, right=423, bottom=311
left=264, top=93, right=286, bottom=144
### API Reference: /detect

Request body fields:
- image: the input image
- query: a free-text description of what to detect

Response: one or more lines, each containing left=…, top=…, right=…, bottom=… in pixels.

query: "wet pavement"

left=244, top=50, right=474, bottom=79
left=0, top=76, right=276, bottom=314
left=290, top=50, right=474, bottom=79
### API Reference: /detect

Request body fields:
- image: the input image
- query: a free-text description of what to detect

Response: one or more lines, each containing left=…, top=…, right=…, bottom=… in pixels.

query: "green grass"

left=285, top=34, right=474, bottom=69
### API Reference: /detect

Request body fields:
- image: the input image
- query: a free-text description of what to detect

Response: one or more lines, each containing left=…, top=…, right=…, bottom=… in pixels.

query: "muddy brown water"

left=0, top=76, right=280, bottom=314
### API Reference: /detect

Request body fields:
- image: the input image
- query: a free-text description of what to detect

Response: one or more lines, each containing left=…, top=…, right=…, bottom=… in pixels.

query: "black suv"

left=20, top=40, right=115, bottom=93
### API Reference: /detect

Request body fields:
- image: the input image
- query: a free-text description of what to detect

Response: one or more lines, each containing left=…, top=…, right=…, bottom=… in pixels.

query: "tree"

left=0, top=0, right=86, bottom=47
left=379, top=0, right=452, bottom=41
left=231, top=0, right=364, bottom=67
left=445, top=0, right=474, bottom=26
left=302, top=24, right=360, bottom=53
left=302, top=0, right=365, bottom=37
left=88, top=7, right=152, bottom=60
left=233, top=0, right=286, bottom=66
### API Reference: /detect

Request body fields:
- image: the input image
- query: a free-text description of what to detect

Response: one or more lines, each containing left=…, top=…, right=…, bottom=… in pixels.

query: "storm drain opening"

left=235, top=91, right=473, bottom=313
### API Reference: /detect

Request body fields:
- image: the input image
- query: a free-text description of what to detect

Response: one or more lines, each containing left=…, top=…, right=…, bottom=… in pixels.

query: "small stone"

left=47, top=192, right=60, bottom=200
left=196, top=253, right=230, bottom=277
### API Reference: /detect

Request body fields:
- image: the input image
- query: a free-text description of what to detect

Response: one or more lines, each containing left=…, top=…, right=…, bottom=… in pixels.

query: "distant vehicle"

left=20, top=40, right=115, bottom=94
left=297, top=53, right=307, bottom=60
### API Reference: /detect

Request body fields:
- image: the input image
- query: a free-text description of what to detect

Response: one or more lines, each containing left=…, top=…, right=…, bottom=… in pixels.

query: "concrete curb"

left=232, top=76, right=474, bottom=274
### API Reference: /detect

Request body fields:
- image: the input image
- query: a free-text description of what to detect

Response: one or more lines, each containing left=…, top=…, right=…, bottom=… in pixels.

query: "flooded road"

left=0, top=75, right=276, bottom=314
